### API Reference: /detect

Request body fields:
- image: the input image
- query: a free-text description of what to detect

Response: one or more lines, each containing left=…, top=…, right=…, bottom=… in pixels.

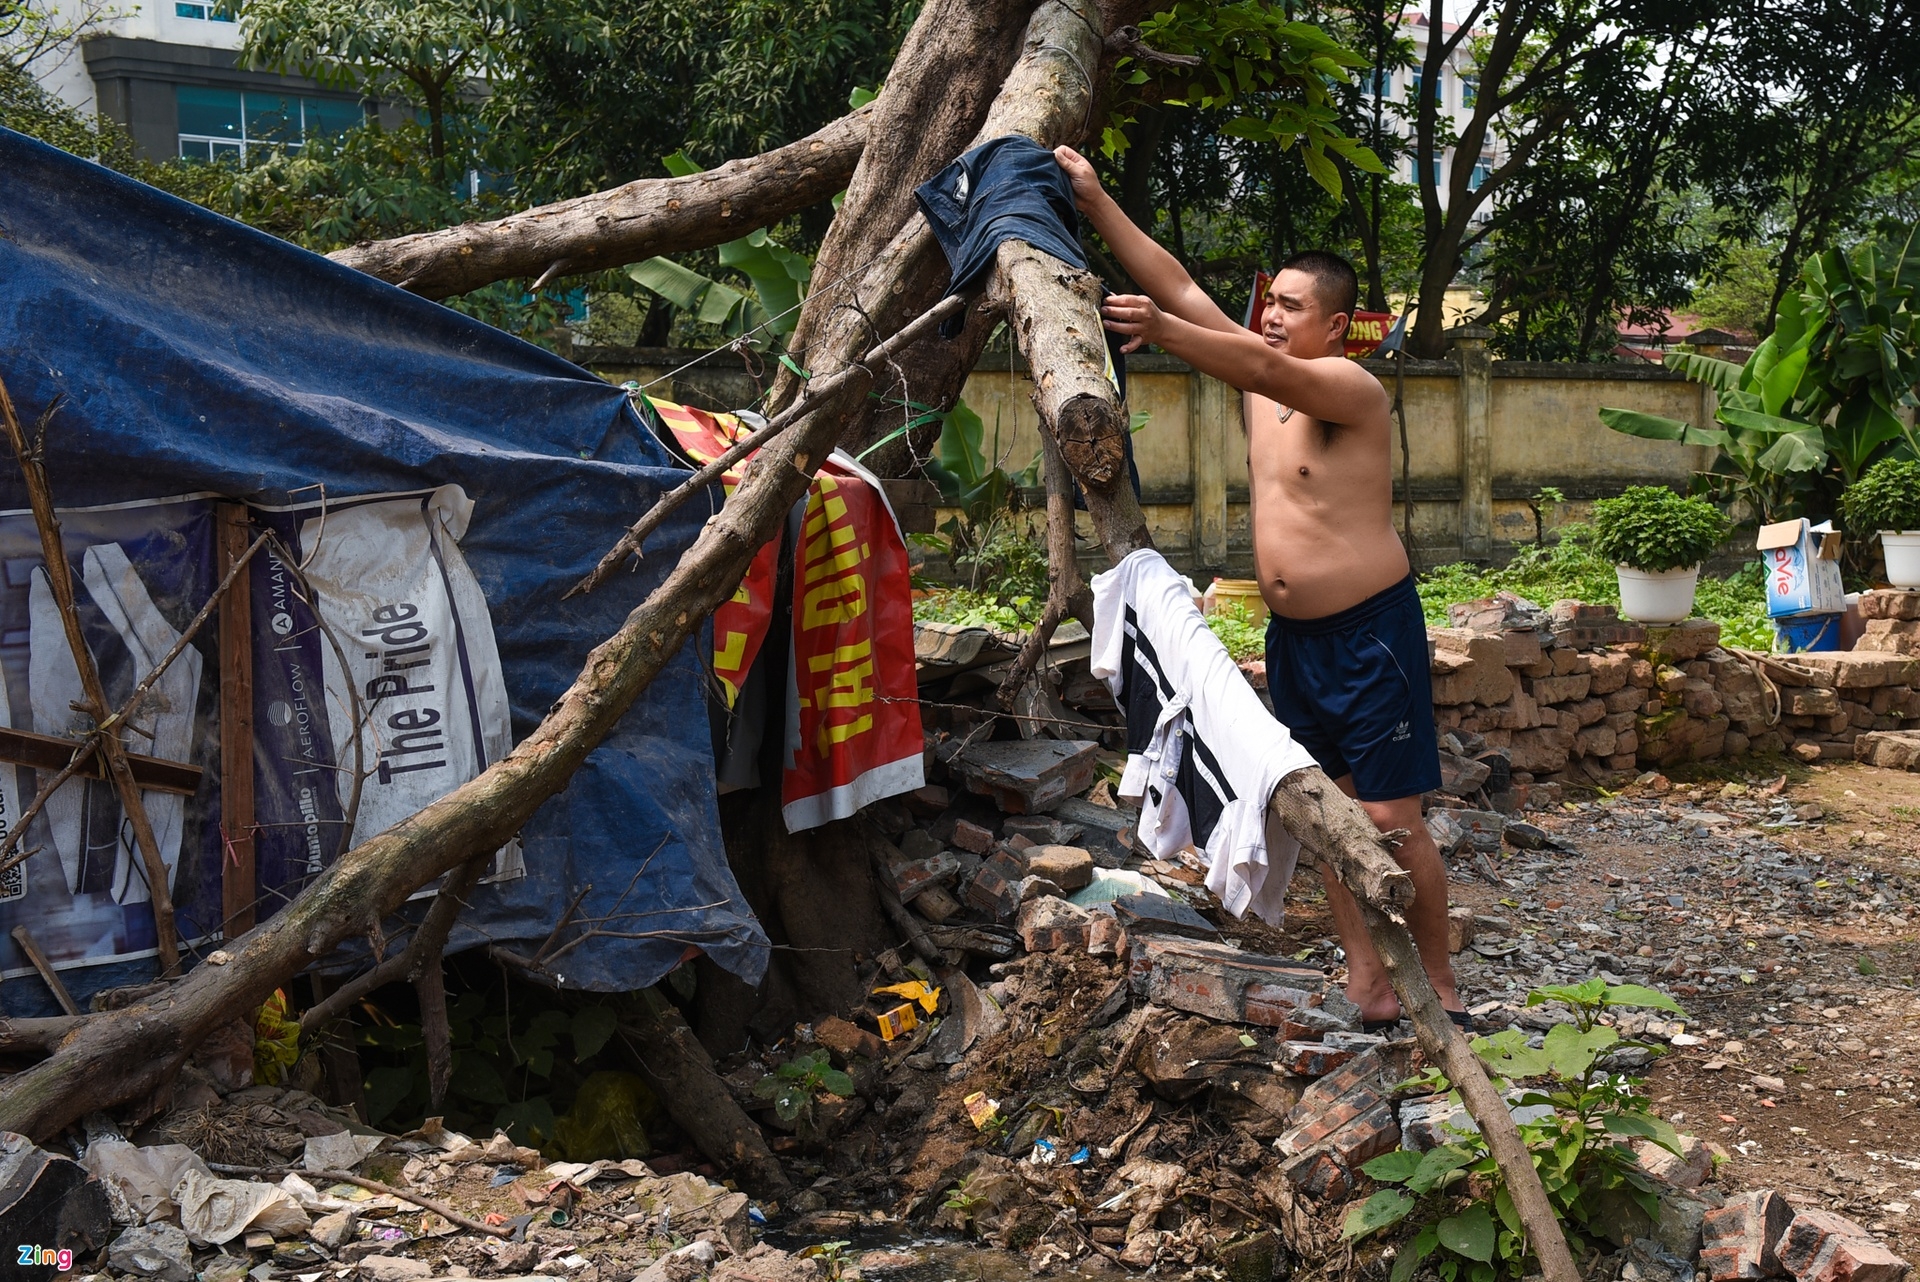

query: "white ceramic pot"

left=1615, top=564, right=1700, bottom=624
left=1882, top=531, right=1920, bottom=589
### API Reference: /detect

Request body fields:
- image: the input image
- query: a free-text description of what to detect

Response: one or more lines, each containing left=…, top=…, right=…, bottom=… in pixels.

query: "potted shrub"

left=1589, top=486, right=1731, bottom=623
left=1842, top=458, right=1920, bottom=589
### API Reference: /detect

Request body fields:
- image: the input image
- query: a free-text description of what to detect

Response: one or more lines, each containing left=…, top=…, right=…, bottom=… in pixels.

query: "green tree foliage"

left=1689, top=243, right=1779, bottom=337
left=239, top=0, right=534, bottom=175
left=1699, top=0, right=1920, bottom=328
left=0, top=0, right=138, bottom=162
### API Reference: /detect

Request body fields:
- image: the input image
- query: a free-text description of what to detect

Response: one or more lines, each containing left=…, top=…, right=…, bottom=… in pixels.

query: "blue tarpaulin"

left=0, top=126, right=768, bottom=1013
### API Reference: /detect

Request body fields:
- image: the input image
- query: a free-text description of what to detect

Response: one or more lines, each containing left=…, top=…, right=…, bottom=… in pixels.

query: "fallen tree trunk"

left=618, top=989, right=791, bottom=1197
left=769, top=0, right=1034, bottom=460
left=327, top=107, right=874, bottom=298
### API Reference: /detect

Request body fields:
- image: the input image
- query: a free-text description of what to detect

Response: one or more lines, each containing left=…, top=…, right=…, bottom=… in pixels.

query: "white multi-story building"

left=1361, top=10, right=1503, bottom=216
left=33, top=0, right=369, bottom=162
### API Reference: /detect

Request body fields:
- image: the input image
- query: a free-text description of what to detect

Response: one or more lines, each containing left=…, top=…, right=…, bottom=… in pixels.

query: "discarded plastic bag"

left=81, top=1139, right=211, bottom=1224
left=302, top=1129, right=385, bottom=1172
left=1068, top=868, right=1170, bottom=907
left=173, top=1167, right=311, bottom=1245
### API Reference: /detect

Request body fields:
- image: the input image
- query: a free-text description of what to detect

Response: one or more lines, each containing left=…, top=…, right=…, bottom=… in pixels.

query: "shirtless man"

left=1056, top=145, right=1465, bottom=1030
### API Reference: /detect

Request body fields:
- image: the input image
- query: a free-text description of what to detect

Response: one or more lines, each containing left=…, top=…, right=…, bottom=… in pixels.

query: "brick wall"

left=1427, top=596, right=1920, bottom=788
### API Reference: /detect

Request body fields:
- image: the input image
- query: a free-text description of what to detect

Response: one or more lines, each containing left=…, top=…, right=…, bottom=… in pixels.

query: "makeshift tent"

left=0, top=126, right=768, bottom=1014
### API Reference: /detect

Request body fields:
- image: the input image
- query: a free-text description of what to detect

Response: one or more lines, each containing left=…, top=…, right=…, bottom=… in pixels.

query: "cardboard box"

left=1757, top=519, right=1844, bottom=618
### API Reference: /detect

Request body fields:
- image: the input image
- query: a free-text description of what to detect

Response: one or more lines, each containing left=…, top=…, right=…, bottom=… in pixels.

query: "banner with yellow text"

left=646, top=399, right=923, bottom=831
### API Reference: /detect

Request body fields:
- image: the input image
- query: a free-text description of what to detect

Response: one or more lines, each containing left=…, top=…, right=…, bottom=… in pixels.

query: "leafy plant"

left=1415, top=526, right=1771, bottom=650
left=799, top=1241, right=855, bottom=1281
left=1842, top=458, right=1920, bottom=535
left=752, top=1049, right=854, bottom=1124
left=1589, top=487, right=1730, bottom=572
left=1525, top=486, right=1566, bottom=548
left=912, top=397, right=1046, bottom=608
left=357, top=989, right=625, bottom=1150
left=1107, top=1, right=1384, bottom=198
left=626, top=150, right=814, bottom=345
left=1600, top=222, right=1920, bottom=523
left=1344, top=979, right=1688, bottom=1281
left=1205, top=602, right=1266, bottom=661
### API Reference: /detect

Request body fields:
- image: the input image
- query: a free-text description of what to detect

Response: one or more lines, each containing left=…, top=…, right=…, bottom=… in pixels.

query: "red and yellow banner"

left=648, top=396, right=923, bottom=832
left=647, top=397, right=779, bottom=706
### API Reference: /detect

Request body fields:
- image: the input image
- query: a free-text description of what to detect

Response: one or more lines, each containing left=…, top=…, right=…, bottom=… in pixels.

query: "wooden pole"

left=218, top=503, right=257, bottom=940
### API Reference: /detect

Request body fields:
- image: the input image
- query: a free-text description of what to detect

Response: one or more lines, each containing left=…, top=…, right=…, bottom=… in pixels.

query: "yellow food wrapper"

left=963, top=1091, right=999, bottom=1130
left=873, top=980, right=941, bottom=1014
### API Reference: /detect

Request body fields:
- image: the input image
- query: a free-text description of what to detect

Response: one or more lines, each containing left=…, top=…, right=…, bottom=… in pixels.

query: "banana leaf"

left=1661, top=349, right=1743, bottom=394
left=1598, top=406, right=1729, bottom=449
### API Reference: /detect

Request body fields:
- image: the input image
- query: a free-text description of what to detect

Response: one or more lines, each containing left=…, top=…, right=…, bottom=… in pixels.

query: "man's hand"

left=1053, top=145, right=1105, bottom=209
left=1101, top=293, right=1167, bottom=353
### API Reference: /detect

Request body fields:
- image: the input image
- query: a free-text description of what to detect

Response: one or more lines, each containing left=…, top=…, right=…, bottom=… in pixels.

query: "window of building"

left=177, top=86, right=366, bottom=162
left=1408, top=72, right=1422, bottom=104
left=1461, top=75, right=1478, bottom=108
left=1409, top=155, right=1442, bottom=185
left=173, top=3, right=235, bottom=20
left=1469, top=158, right=1492, bottom=190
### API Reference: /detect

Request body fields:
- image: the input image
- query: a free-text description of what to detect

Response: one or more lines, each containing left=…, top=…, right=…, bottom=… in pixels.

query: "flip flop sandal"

left=1360, top=1010, right=1475, bottom=1035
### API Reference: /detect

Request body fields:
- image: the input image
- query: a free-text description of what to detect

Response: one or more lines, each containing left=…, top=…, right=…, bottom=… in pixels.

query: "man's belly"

left=1253, top=517, right=1411, bottom=620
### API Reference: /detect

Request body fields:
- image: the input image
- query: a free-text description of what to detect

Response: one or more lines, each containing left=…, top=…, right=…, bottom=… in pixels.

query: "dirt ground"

left=1229, top=756, right=1920, bottom=1261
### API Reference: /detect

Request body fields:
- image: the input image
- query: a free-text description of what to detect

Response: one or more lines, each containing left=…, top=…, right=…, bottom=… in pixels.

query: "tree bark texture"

left=327, top=108, right=875, bottom=299
left=994, top=434, right=1090, bottom=709
left=620, top=988, right=791, bottom=1198
left=770, top=0, right=1035, bottom=467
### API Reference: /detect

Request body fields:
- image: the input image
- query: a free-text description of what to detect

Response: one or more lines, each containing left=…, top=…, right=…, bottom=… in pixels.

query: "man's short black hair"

left=1277, top=250, right=1360, bottom=329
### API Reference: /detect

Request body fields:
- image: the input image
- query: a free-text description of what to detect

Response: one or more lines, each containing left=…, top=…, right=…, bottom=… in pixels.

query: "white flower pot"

left=1882, top=531, right=1920, bottom=589
left=1616, top=564, right=1700, bottom=624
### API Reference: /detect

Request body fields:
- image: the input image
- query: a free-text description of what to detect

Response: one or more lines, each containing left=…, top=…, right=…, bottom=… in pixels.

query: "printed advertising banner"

left=0, top=488, right=518, bottom=982
left=0, top=497, right=219, bottom=968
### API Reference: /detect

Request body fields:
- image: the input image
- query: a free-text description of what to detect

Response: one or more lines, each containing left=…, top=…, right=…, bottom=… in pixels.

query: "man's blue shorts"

left=1264, top=575, right=1441, bottom=803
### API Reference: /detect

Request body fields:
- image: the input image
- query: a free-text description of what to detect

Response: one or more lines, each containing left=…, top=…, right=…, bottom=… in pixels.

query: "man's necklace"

left=1275, top=404, right=1296, bottom=424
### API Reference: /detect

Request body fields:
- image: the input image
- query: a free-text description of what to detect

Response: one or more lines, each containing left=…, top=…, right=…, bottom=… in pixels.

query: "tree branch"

left=328, top=106, right=875, bottom=299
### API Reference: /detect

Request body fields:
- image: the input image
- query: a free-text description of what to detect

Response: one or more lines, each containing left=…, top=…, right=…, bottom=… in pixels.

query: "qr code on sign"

left=0, top=858, right=20, bottom=903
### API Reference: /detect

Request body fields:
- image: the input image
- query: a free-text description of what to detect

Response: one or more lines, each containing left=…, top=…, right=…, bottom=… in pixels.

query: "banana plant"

left=1600, top=221, right=1920, bottom=522
left=624, top=151, right=814, bottom=345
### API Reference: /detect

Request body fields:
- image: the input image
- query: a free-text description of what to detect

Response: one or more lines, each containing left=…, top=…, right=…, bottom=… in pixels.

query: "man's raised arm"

left=1055, top=146, right=1239, bottom=337
left=1102, top=297, right=1387, bottom=427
